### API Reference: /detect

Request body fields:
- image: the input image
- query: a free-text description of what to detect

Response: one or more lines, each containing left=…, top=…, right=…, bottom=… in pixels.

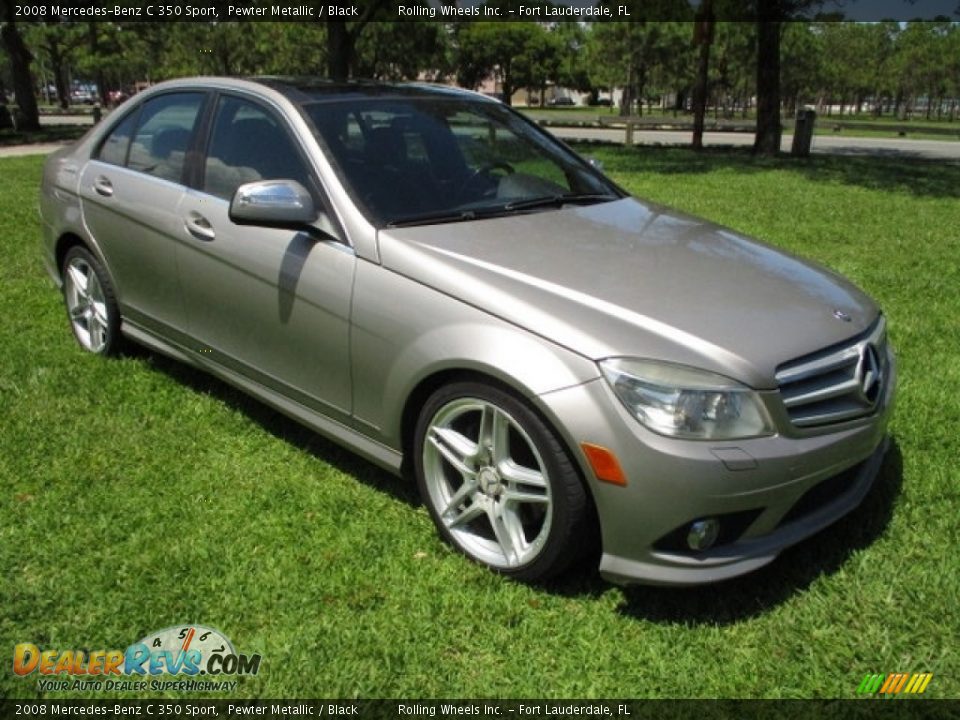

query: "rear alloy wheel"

left=62, top=246, right=122, bottom=356
left=415, top=381, right=592, bottom=581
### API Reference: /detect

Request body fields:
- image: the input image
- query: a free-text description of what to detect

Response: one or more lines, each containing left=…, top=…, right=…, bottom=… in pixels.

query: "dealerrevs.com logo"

left=13, top=625, right=261, bottom=693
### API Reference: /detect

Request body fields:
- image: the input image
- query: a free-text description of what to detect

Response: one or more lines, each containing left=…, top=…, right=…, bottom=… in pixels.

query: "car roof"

left=130, top=76, right=499, bottom=110
left=248, top=77, right=497, bottom=105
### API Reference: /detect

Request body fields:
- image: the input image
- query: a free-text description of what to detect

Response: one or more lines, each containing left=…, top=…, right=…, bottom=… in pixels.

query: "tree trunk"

left=0, top=14, right=41, bottom=130
left=753, top=18, right=782, bottom=155
left=620, top=64, right=634, bottom=117
left=637, top=81, right=644, bottom=117
left=87, top=22, right=109, bottom=107
left=326, top=21, right=352, bottom=81
left=691, top=12, right=713, bottom=151
left=47, top=41, right=70, bottom=110
left=500, top=60, right=513, bottom=107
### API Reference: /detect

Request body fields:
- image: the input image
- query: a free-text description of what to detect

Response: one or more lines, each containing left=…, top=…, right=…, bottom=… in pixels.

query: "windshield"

left=300, top=97, right=621, bottom=227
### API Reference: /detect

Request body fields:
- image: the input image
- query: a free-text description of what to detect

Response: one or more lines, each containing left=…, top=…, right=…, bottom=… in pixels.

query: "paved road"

left=13, top=114, right=959, bottom=162
left=549, top=126, right=960, bottom=161
left=0, top=142, right=67, bottom=157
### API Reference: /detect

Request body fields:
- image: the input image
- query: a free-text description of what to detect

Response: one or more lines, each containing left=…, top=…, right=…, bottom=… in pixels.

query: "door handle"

left=184, top=212, right=216, bottom=241
left=93, top=176, right=113, bottom=197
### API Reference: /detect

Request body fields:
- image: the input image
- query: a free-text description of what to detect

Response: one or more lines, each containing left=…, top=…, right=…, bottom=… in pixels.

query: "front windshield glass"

left=300, top=97, right=620, bottom=227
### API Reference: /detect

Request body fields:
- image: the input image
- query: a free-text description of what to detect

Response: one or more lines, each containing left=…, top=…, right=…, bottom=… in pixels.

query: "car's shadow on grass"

left=546, top=441, right=904, bottom=625
left=135, top=347, right=420, bottom=508
left=134, top=345, right=903, bottom=624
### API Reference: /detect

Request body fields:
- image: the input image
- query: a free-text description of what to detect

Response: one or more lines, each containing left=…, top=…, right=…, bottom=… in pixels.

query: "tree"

left=24, top=22, right=86, bottom=108
left=711, top=21, right=755, bottom=118
left=513, top=24, right=562, bottom=106
left=691, top=0, right=715, bottom=149
left=0, top=0, right=40, bottom=129
left=326, top=0, right=391, bottom=81
left=454, top=22, right=543, bottom=105
left=752, top=0, right=823, bottom=155
left=552, top=23, right=593, bottom=99
left=588, top=1, right=693, bottom=116
left=780, top=22, right=822, bottom=115
left=354, top=22, right=450, bottom=81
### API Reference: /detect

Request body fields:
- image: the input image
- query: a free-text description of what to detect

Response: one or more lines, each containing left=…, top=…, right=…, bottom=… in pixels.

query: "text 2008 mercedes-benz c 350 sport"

left=40, top=77, right=896, bottom=585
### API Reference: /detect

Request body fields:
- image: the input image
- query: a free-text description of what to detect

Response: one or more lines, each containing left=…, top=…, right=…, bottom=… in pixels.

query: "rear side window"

left=97, top=109, right=139, bottom=167
left=126, top=93, right=204, bottom=184
left=203, top=95, right=311, bottom=200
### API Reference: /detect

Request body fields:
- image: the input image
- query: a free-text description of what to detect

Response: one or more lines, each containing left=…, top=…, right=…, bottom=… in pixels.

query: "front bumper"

left=537, top=352, right=896, bottom=586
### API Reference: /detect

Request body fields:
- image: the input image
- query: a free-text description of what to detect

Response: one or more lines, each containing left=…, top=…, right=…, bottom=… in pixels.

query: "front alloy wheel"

left=415, top=382, right=593, bottom=581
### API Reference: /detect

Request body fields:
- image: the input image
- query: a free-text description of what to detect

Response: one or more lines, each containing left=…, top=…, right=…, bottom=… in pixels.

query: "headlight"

left=599, top=358, right=774, bottom=440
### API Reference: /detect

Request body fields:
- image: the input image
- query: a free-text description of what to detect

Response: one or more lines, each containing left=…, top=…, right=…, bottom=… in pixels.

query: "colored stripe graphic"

left=858, top=674, right=884, bottom=693
left=861, top=672, right=933, bottom=695
left=914, top=673, right=933, bottom=694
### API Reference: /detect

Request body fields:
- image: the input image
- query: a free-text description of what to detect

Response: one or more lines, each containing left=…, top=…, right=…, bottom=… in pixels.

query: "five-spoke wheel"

left=415, top=381, right=592, bottom=581
left=62, top=246, right=122, bottom=356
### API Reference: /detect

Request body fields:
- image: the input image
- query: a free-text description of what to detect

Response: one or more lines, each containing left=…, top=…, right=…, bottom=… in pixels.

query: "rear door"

left=78, top=92, right=207, bottom=337
left=176, top=93, right=355, bottom=420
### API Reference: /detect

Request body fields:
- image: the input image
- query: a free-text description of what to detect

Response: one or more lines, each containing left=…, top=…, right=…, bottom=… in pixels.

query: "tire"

left=414, top=380, right=593, bottom=582
left=61, top=245, right=123, bottom=356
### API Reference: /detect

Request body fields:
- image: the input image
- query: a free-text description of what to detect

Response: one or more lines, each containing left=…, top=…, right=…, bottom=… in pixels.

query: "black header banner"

left=6, top=0, right=960, bottom=23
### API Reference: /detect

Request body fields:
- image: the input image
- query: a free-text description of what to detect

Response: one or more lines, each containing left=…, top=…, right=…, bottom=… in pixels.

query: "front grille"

left=775, top=317, right=888, bottom=429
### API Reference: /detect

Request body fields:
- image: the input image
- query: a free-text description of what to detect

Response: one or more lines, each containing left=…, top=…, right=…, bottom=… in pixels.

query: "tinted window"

left=203, top=96, right=311, bottom=200
left=127, top=93, right=204, bottom=184
left=302, top=98, right=617, bottom=226
left=96, top=108, right=139, bottom=166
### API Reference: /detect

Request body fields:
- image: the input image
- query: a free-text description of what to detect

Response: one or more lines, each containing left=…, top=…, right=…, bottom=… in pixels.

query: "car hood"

left=378, top=197, right=878, bottom=389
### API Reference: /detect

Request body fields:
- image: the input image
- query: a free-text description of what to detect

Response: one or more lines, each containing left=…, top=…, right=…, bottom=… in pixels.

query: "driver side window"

left=203, top=96, right=312, bottom=200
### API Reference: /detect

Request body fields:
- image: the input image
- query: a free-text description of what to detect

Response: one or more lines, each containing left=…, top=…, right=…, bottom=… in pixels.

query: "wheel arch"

left=55, top=232, right=89, bottom=280
left=54, top=232, right=121, bottom=306
left=399, top=367, right=597, bottom=510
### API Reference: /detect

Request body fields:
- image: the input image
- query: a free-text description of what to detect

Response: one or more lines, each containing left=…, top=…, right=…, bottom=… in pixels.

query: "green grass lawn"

left=522, top=108, right=960, bottom=142
left=1, top=149, right=958, bottom=700
left=0, top=125, right=90, bottom=148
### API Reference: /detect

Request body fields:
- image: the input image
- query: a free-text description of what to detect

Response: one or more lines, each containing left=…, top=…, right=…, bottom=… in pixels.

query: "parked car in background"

left=547, top=96, right=576, bottom=106
left=39, top=77, right=895, bottom=585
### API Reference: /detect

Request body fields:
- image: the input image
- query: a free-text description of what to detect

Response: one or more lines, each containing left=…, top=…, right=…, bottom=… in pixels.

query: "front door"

left=175, top=93, right=355, bottom=420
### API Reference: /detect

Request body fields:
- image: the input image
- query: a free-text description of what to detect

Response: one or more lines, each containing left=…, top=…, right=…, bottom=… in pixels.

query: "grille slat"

left=776, top=318, right=888, bottom=429
left=775, top=348, right=860, bottom=384
left=782, top=376, right=860, bottom=408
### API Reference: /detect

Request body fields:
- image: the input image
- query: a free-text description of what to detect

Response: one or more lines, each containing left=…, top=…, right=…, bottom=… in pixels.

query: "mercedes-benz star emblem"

left=856, top=344, right=883, bottom=405
left=833, top=309, right=852, bottom=322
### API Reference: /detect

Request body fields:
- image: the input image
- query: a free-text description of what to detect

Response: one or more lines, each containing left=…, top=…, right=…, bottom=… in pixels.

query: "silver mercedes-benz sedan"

left=39, top=77, right=895, bottom=585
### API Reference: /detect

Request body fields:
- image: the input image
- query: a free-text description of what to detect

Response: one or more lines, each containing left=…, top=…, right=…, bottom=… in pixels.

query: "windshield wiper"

left=386, top=209, right=489, bottom=228
left=385, top=193, right=619, bottom=228
left=502, top=193, right=618, bottom=212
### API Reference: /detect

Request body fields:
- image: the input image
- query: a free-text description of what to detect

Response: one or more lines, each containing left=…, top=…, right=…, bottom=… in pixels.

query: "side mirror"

left=229, top=180, right=317, bottom=227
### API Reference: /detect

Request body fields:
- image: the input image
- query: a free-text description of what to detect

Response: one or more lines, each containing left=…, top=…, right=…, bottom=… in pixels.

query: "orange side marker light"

left=581, top=443, right=628, bottom=486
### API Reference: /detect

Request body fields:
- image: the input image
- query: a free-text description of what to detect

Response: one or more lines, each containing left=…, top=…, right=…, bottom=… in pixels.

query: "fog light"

left=687, top=518, right=720, bottom=551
